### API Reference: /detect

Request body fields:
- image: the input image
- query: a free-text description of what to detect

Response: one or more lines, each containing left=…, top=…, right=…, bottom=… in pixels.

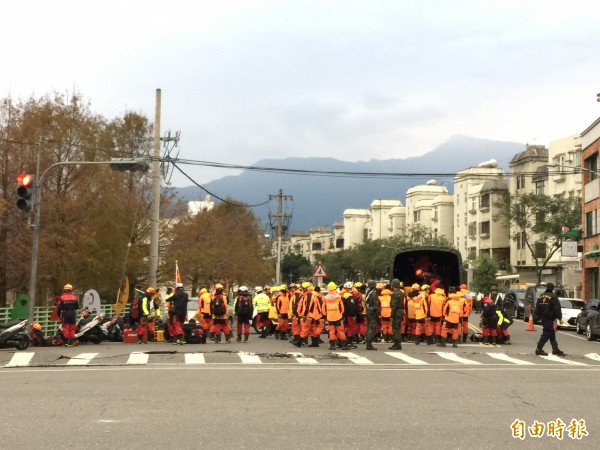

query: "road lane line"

left=539, top=355, right=587, bottom=366
left=66, top=353, right=98, bottom=366
left=432, top=352, right=483, bottom=365
left=4, top=352, right=35, bottom=367
left=184, top=353, right=206, bottom=365
left=486, top=353, right=535, bottom=365
left=384, top=352, right=429, bottom=365
left=126, top=352, right=149, bottom=365
left=287, top=352, right=319, bottom=365
left=238, top=352, right=262, bottom=364
left=333, top=352, right=373, bottom=365
left=584, top=353, right=600, bottom=362
left=556, top=330, right=600, bottom=343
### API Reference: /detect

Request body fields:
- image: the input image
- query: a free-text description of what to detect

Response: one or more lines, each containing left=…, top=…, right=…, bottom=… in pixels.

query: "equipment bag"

left=212, top=297, right=227, bottom=316
left=238, top=296, right=252, bottom=315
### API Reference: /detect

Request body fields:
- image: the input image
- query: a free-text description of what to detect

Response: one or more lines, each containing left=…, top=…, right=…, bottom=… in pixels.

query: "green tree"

left=281, top=253, right=312, bottom=284
left=472, top=253, right=498, bottom=294
left=494, top=192, right=581, bottom=284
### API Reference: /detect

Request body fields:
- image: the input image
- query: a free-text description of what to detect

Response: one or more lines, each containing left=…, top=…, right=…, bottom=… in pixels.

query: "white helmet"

left=254, top=286, right=263, bottom=293
left=239, top=286, right=248, bottom=293
left=343, top=281, right=353, bottom=289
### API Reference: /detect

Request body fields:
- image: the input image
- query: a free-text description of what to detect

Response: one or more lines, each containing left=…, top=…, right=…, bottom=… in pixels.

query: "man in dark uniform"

left=534, top=283, right=565, bottom=356
left=58, top=283, right=79, bottom=347
left=388, top=278, right=404, bottom=350
left=364, top=280, right=380, bottom=350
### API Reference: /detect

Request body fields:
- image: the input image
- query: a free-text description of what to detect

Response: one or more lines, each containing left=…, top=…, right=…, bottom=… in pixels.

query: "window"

left=480, top=193, right=490, bottom=209
left=468, top=222, right=477, bottom=237
left=586, top=154, right=598, bottom=181
left=433, top=207, right=438, bottom=220
left=534, top=242, right=546, bottom=259
left=413, top=210, right=420, bottom=222
left=536, top=212, right=545, bottom=227
left=468, top=247, right=477, bottom=260
left=516, top=232, right=526, bottom=250
left=335, top=238, right=344, bottom=249
left=516, top=174, right=526, bottom=190
left=312, top=242, right=322, bottom=251
left=535, top=180, right=545, bottom=195
left=470, top=197, right=476, bottom=211
left=363, top=229, right=369, bottom=242
left=457, top=214, right=460, bottom=226
left=480, top=221, right=490, bottom=235
left=586, top=210, right=598, bottom=237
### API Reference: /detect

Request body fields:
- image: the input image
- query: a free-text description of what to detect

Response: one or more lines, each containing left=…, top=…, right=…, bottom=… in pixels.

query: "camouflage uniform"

left=389, top=279, right=404, bottom=350
left=364, top=281, right=380, bottom=350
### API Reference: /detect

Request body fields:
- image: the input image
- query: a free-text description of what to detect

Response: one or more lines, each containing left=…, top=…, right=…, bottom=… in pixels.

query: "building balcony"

left=468, top=209, right=477, bottom=215
left=480, top=233, right=490, bottom=239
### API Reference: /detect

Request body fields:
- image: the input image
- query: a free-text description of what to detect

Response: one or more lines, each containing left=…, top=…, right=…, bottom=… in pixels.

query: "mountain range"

left=175, top=135, right=524, bottom=232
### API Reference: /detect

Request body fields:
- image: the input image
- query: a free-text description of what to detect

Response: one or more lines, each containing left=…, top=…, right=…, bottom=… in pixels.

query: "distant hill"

left=176, top=135, right=523, bottom=231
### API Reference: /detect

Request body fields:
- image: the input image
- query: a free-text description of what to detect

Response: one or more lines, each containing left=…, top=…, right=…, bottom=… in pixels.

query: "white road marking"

left=539, top=355, right=587, bottom=366
left=238, top=352, right=262, bottom=364
left=384, top=352, right=429, bottom=365
left=584, top=353, right=600, bottom=362
left=432, top=352, right=483, bottom=365
left=556, top=330, right=600, bottom=343
left=184, top=353, right=206, bottom=364
left=4, top=352, right=35, bottom=368
left=333, top=352, right=373, bottom=365
left=287, top=352, right=319, bottom=365
left=486, top=353, right=535, bottom=365
left=126, top=352, right=149, bottom=365
left=66, top=353, right=98, bottom=366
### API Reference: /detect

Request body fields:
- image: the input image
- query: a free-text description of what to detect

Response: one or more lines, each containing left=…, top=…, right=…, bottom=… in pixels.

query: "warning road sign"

left=312, top=264, right=327, bottom=278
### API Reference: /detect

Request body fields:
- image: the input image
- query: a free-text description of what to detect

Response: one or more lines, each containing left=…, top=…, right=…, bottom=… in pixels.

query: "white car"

left=556, top=298, right=586, bottom=329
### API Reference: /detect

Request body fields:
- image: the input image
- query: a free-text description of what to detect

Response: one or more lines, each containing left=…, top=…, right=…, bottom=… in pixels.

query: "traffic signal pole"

left=26, top=148, right=150, bottom=325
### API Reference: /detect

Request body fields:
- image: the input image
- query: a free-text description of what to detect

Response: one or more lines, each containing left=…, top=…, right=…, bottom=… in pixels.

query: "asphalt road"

left=1, top=315, right=599, bottom=449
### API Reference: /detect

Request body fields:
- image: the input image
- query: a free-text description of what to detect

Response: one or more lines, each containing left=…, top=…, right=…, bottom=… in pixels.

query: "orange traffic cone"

left=526, top=313, right=535, bottom=331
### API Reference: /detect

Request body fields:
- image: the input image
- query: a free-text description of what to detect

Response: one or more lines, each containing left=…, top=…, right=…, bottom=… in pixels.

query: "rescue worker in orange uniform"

left=405, top=284, right=419, bottom=342
left=354, top=282, right=367, bottom=343
left=58, top=283, right=79, bottom=347
left=413, top=284, right=430, bottom=345
left=288, top=283, right=303, bottom=345
left=415, top=269, right=443, bottom=292
left=460, top=284, right=473, bottom=343
left=438, top=288, right=464, bottom=348
left=137, top=287, right=154, bottom=344
left=275, top=285, right=290, bottom=340
left=428, top=284, right=447, bottom=344
left=296, top=282, right=323, bottom=347
left=378, top=284, right=393, bottom=343
left=323, top=282, right=348, bottom=350
left=342, top=282, right=360, bottom=348
left=211, top=283, right=231, bottom=344
left=198, top=287, right=214, bottom=341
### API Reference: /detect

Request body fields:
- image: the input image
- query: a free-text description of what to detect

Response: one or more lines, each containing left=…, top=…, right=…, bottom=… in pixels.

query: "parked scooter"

left=0, top=319, right=30, bottom=350
left=73, top=312, right=105, bottom=345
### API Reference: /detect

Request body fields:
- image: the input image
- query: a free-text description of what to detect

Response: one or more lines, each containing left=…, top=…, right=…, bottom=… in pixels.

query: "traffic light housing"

left=109, top=157, right=150, bottom=172
left=16, top=173, right=34, bottom=213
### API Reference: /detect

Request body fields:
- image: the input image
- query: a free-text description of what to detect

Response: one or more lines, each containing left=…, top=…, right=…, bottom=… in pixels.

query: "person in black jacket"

left=534, top=283, right=565, bottom=356
left=171, top=283, right=188, bottom=345
left=481, top=296, right=498, bottom=345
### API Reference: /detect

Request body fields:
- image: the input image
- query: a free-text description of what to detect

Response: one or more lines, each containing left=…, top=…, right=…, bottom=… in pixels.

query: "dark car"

left=576, top=299, right=600, bottom=341
left=503, top=289, right=526, bottom=319
left=523, top=285, right=568, bottom=323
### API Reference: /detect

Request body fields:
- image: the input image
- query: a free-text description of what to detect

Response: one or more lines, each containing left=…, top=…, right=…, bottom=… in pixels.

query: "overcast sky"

left=2, top=0, right=600, bottom=187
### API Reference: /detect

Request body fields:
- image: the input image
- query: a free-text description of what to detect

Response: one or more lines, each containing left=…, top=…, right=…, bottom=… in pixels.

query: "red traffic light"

left=17, top=173, right=33, bottom=187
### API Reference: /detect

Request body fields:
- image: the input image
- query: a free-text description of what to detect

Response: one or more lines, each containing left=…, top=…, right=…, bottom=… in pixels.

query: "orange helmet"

left=411, top=283, right=421, bottom=290
left=146, top=287, right=156, bottom=294
left=376, top=282, right=384, bottom=290
left=415, top=269, right=423, bottom=277
left=32, top=322, right=42, bottom=331
left=460, top=283, right=468, bottom=290
left=63, top=284, right=73, bottom=291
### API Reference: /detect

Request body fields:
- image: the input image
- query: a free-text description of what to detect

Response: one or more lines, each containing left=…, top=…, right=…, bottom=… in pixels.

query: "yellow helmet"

left=421, top=284, right=429, bottom=291
left=301, top=282, right=311, bottom=289
left=200, top=288, right=207, bottom=294
left=63, top=284, right=73, bottom=291
left=32, top=322, right=42, bottom=331
left=327, top=281, right=337, bottom=291
left=215, top=283, right=224, bottom=290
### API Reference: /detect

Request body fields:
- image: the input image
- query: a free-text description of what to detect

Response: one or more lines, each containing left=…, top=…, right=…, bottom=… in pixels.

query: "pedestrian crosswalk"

left=3, top=351, right=600, bottom=369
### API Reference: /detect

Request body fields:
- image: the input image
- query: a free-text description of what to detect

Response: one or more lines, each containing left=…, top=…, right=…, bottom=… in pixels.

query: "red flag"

left=175, top=261, right=182, bottom=284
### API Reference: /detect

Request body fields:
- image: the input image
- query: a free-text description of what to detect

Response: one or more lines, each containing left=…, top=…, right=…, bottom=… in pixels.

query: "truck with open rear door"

left=391, top=246, right=464, bottom=290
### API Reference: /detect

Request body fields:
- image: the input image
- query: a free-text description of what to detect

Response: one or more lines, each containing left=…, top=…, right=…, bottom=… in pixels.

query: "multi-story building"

left=454, top=160, right=509, bottom=272
left=547, top=134, right=583, bottom=294
left=405, top=179, right=453, bottom=242
left=581, top=117, right=600, bottom=299
left=342, top=200, right=403, bottom=249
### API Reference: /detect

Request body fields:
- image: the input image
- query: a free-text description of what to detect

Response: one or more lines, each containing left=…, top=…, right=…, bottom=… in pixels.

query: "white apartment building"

left=405, top=180, right=453, bottom=242
left=454, top=160, right=509, bottom=270
left=187, top=195, right=215, bottom=215
left=342, top=200, right=403, bottom=249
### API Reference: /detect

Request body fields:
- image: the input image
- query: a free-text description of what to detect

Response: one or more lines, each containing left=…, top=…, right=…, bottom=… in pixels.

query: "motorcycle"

left=0, top=319, right=30, bottom=350
left=52, top=312, right=106, bottom=346
left=100, top=314, right=123, bottom=342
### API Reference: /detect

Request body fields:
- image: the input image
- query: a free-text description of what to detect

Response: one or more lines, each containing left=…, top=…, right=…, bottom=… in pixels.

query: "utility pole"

left=149, top=89, right=161, bottom=287
left=268, top=189, right=293, bottom=284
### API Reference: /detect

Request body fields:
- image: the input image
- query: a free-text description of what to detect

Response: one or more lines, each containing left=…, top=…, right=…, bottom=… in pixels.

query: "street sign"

left=312, top=264, right=327, bottom=278
left=562, top=241, right=578, bottom=257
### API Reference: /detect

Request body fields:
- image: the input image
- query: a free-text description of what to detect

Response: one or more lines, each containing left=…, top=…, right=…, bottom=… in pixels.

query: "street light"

left=25, top=139, right=150, bottom=325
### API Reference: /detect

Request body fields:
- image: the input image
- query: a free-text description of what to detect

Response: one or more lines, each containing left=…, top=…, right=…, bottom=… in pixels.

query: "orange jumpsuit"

left=460, top=288, right=473, bottom=338
left=275, top=291, right=290, bottom=335
left=379, top=289, right=393, bottom=336
left=428, top=288, right=447, bottom=339
left=323, top=290, right=346, bottom=344
left=441, top=293, right=464, bottom=344
left=199, top=291, right=213, bottom=336
left=289, top=289, right=302, bottom=339
left=413, top=293, right=430, bottom=343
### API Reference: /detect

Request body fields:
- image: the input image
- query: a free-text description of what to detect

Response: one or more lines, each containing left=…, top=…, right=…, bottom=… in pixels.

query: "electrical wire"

left=171, top=162, right=273, bottom=208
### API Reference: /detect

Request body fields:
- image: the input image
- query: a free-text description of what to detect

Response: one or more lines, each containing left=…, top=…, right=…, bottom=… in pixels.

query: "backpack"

left=344, top=296, right=358, bottom=317
left=238, top=295, right=252, bottom=315
left=212, top=296, right=227, bottom=316
left=130, top=297, right=140, bottom=320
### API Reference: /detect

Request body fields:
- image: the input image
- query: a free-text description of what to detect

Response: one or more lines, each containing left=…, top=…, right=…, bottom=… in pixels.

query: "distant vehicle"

left=523, top=285, right=568, bottom=323
left=576, top=299, right=600, bottom=341
left=503, top=289, right=526, bottom=319
left=556, top=298, right=585, bottom=329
